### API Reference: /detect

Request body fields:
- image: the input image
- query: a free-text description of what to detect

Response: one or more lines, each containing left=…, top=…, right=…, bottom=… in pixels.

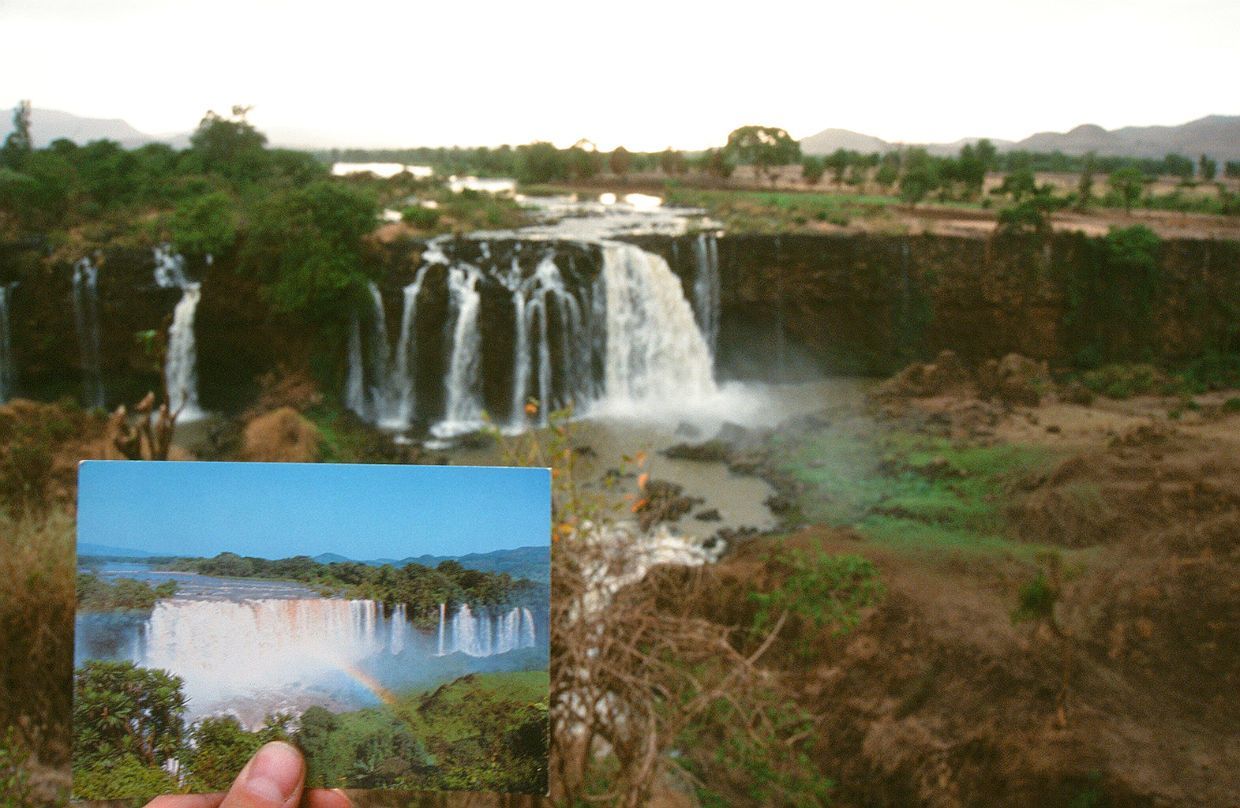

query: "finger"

left=219, top=741, right=306, bottom=808
left=146, top=795, right=225, bottom=808
left=305, top=789, right=352, bottom=808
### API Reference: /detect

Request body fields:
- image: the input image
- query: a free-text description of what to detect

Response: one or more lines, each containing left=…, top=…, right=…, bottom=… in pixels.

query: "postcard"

left=72, top=460, right=550, bottom=799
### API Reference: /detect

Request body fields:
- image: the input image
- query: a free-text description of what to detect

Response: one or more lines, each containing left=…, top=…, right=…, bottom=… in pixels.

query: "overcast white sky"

left=1, top=0, right=1236, bottom=150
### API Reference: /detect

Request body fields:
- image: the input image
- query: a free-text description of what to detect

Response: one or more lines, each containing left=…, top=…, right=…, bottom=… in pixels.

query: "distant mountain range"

left=803, top=115, right=1240, bottom=161
left=314, top=545, right=549, bottom=583
left=9, top=107, right=1239, bottom=162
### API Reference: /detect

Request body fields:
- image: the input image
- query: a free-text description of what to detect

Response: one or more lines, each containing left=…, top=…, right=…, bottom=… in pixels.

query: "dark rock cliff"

left=3, top=232, right=1236, bottom=413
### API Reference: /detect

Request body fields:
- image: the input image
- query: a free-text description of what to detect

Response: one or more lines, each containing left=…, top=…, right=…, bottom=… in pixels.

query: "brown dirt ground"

left=679, top=391, right=1240, bottom=806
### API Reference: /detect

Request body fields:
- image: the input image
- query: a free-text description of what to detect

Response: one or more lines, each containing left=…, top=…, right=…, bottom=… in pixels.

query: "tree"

left=1162, top=153, right=1194, bottom=180
left=995, top=165, right=1037, bottom=204
left=875, top=156, right=899, bottom=192
left=1226, top=161, right=1240, bottom=179
left=189, top=109, right=268, bottom=182
left=1076, top=152, right=1096, bottom=212
left=1199, top=153, right=1217, bottom=181
left=700, top=148, right=734, bottom=180
left=956, top=143, right=987, bottom=198
left=1, top=100, right=33, bottom=170
left=1109, top=166, right=1146, bottom=214
left=239, top=181, right=378, bottom=320
left=898, top=148, right=939, bottom=206
left=73, top=661, right=186, bottom=769
left=658, top=148, right=687, bottom=176
left=800, top=156, right=825, bottom=185
left=609, top=146, right=632, bottom=178
left=169, top=191, right=238, bottom=257
left=513, top=142, right=567, bottom=184
left=568, top=140, right=602, bottom=180
left=999, top=187, right=1063, bottom=236
left=824, top=148, right=852, bottom=186
left=724, top=125, right=800, bottom=186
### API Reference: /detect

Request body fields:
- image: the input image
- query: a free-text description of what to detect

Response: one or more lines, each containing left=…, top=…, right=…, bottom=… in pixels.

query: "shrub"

left=750, top=550, right=883, bottom=654
left=401, top=205, right=440, bottom=229
left=1076, top=363, right=1168, bottom=399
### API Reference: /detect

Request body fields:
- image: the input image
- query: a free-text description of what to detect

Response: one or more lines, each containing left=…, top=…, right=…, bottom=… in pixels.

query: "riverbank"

left=646, top=367, right=1240, bottom=805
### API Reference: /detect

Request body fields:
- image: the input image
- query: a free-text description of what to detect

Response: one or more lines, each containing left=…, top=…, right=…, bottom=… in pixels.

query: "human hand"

left=145, top=741, right=351, bottom=808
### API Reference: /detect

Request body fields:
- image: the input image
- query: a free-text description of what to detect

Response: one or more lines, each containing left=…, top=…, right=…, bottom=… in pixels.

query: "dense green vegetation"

left=72, top=661, right=184, bottom=799
left=76, top=573, right=176, bottom=611
left=71, top=659, right=547, bottom=799
left=772, top=423, right=1061, bottom=560
left=298, top=671, right=547, bottom=792
left=749, top=551, right=884, bottom=651
left=159, top=553, right=544, bottom=624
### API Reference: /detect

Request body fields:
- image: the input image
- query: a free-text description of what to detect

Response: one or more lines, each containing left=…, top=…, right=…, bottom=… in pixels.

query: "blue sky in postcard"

left=78, top=461, right=550, bottom=559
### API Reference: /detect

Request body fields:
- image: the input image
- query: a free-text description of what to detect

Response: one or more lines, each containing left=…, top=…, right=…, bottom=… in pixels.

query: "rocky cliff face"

left=638, top=232, right=1240, bottom=381
left=2, top=232, right=1236, bottom=413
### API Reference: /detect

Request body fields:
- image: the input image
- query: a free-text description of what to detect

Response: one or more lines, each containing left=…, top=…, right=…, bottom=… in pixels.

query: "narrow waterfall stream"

left=153, top=245, right=203, bottom=420
left=72, top=256, right=105, bottom=408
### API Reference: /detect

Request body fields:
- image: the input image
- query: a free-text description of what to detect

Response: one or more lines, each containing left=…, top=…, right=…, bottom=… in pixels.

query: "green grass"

left=301, top=670, right=548, bottom=793
left=771, top=423, right=1062, bottom=560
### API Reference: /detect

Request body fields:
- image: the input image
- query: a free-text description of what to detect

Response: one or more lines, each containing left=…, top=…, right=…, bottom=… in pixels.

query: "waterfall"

left=153, top=245, right=203, bottom=421
left=436, top=265, right=484, bottom=435
left=692, top=233, right=721, bottom=359
left=165, top=285, right=203, bottom=420
left=345, top=271, right=434, bottom=430
left=508, top=253, right=588, bottom=427
left=364, top=283, right=392, bottom=427
left=72, top=256, right=105, bottom=408
left=599, top=242, right=716, bottom=409
left=509, top=285, right=530, bottom=424
left=438, top=602, right=446, bottom=656
left=141, top=598, right=397, bottom=713
left=345, top=313, right=367, bottom=419
left=0, top=284, right=14, bottom=403
left=348, top=236, right=717, bottom=435
left=437, top=602, right=538, bottom=657
left=383, top=266, right=431, bottom=429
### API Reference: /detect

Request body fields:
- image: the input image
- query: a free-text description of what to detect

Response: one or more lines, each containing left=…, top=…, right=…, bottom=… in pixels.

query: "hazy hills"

left=77, top=544, right=549, bottom=582
left=9, top=106, right=1239, bottom=162
left=802, top=115, right=1240, bottom=161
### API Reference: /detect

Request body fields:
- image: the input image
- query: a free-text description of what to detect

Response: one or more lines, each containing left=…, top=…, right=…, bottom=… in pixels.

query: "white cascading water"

left=131, top=597, right=535, bottom=715
left=349, top=235, right=717, bottom=435
left=345, top=268, right=435, bottom=430
left=72, top=256, right=105, bottom=408
left=599, top=242, right=717, bottom=408
left=508, top=253, right=590, bottom=427
left=436, top=265, right=484, bottom=435
left=382, top=266, right=431, bottom=429
left=345, top=313, right=367, bottom=419
left=364, top=282, right=390, bottom=419
left=153, top=245, right=203, bottom=421
left=693, top=233, right=721, bottom=359
left=0, top=284, right=14, bottom=403
left=142, top=598, right=386, bottom=715
left=438, top=603, right=538, bottom=658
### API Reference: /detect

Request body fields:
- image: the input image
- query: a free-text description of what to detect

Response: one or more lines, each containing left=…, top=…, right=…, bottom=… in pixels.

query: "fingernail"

left=241, top=741, right=304, bottom=804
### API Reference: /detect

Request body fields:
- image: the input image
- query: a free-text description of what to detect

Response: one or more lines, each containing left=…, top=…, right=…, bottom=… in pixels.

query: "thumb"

left=220, top=741, right=306, bottom=808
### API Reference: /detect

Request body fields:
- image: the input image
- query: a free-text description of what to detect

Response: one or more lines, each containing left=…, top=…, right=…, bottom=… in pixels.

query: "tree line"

left=158, top=552, right=543, bottom=623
